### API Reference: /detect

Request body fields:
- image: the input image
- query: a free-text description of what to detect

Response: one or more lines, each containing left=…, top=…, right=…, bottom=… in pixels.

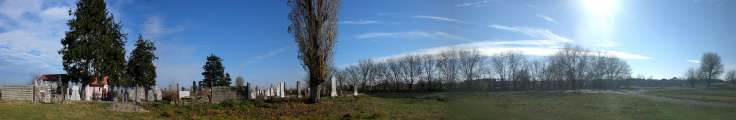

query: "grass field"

left=1, top=88, right=734, bottom=120
left=646, top=87, right=736, bottom=104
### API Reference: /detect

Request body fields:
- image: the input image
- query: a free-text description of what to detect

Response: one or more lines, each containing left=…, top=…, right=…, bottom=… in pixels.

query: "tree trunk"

left=307, top=80, right=322, bottom=104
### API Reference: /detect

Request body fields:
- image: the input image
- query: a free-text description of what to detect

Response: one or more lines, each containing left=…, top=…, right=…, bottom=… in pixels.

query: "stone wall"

left=210, top=86, right=244, bottom=103
left=1, top=85, right=34, bottom=101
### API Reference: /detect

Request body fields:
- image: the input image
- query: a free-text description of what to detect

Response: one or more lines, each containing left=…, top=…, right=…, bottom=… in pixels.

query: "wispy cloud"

left=0, top=0, right=73, bottom=84
left=411, top=15, right=465, bottom=24
left=536, top=14, right=557, bottom=24
left=339, top=20, right=381, bottom=25
left=456, top=0, right=490, bottom=8
left=144, top=16, right=186, bottom=40
left=377, top=40, right=650, bottom=61
left=355, top=31, right=472, bottom=42
left=488, top=24, right=572, bottom=44
left=242, top=46, right=292, bottom=66
left=687, top=59, right=701, bottom=64
left=372, top=25, right=650, bottom=61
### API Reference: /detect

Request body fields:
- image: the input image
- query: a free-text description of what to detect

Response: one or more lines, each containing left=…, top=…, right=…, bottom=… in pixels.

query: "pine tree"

left=127, top=35, right=157, bottom=101
left=235, top=76, right=245, bottom=87
left=222, top=73, right=232, bottom=86
left=201, top=54, right=225, bottom=87
left=60, top=0, right=127, bottom=100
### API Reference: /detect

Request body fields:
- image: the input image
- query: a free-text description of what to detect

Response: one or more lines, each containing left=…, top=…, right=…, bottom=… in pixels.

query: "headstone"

left=155, top=89, right=162, bottom=101
left=247, top=83, right=256, bottom=100
left=331, top=77, right=337, bottom=97
left=353, top=84, right=358, bottom=96
left=297, top=81, right=302, bottom=98
left=280, top=81, right=286, bottom=98
left=69, top=85, right=81, bottom=101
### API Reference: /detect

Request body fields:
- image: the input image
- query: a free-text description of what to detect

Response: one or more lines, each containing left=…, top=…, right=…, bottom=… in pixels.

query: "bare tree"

left=399, top=55, right=423, bottom=90
left=548, top=45, right=589, bottom=90
left=288, top=0, right=341, bottom=103
left=357, top=59, right=377, bottom=91
left=491, top=51, right=526, bottom=90
left=437, top=49, right=461, bottom=89
left=699, top=52, right=723, bottom=88
left=421, top=55, right=437, bottom=91
left=685, top=68, right=698, bottom=88
left=458, top=49, right=483, bottom=82
left=724, top=70, right=736, bottom=87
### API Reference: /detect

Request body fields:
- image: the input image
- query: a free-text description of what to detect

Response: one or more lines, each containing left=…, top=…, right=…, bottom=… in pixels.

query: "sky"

left=0, top=0, right=735, bottom=88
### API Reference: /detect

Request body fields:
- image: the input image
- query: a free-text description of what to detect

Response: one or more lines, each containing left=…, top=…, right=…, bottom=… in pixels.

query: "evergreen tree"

left=127, top=35, right=157, bottom=101
left=235, top=76, right=245, bottom=87
left=60, top=0, right=127, bottom=100
left=222, top=73, right=232, bottom=86
left=201, top=54, right=225, bottom=87
left=192, top=81, right=198, bottom=93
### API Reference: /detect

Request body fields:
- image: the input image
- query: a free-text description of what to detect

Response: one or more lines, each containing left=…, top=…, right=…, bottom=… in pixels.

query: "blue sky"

left=0, top=0, right=735, bottom=87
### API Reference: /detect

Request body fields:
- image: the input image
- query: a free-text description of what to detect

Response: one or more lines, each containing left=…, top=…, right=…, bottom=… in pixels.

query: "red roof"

left=39, top=74, right=65, bottom=81
left=89, top=75, right=109, bottom=87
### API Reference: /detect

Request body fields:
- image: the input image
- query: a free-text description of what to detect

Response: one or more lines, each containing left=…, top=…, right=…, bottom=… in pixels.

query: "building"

left=33, top=74, right=66, bottom=103
left=85, top=76, right=110, bottom=101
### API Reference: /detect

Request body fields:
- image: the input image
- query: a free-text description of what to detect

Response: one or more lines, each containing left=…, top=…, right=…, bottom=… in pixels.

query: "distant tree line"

left=334, top=45, right=633, bottom=92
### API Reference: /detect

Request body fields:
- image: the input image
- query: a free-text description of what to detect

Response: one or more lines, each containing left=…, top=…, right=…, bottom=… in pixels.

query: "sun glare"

left=581, top=0, right=619, bottom=18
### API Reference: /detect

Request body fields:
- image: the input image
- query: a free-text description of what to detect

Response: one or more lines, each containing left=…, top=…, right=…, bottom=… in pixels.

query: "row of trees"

left=60, top=0, right=157, bottom=101
left=334, top=45, right=633, bottom=92
left=684, top=52, right=736, bottom=88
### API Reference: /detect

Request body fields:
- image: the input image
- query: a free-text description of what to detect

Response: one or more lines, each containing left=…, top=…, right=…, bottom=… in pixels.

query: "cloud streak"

left=536, top=14, right=558, bottom=24
left=241, top=46, right=292, bottom=67
left=456, top=0, right=490, bottom=8
left=373, top=25, right=650, bottom=61
left=339, top=20, right=381, bottom=25
left=411, top=15, right=465, bottom=24
left=687, top=59, right=701, bottom=64
left=355, top=31, right=472, bottom=42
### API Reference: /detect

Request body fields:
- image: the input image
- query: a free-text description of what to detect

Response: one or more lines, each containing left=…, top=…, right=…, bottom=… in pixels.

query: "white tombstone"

left=69, top=85, right=81, bottom=101
left=353, top=84, right=359, bottom=96
left=280, top=81, right=286, bottom=98
left=179, top=91, right=190, bottom=99
left=155, top=89, right=162, bottom=101
left=296, top=81, right=302, bottom=98
left=331, top=77, right=337, bottom=97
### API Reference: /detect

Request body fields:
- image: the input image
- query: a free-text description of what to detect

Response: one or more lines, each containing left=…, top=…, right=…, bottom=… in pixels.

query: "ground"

left=0, top=88, right=734, bottom=120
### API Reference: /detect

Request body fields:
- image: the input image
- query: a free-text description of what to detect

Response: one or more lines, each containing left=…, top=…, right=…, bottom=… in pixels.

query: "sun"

left=581, top=0, right=620, bottom=18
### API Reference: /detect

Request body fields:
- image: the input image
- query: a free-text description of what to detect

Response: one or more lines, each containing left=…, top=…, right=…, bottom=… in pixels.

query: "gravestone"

left=296, top=81, right=302, bottom=98
left=353, top=84, right=358, bottom=96
left=69, top=85, right=81, bottom=101
left=280, top=81, right=286, bottom=98
left=330, top=77, right=337, bottom=97
left=155, top=89, right=162, bottom=101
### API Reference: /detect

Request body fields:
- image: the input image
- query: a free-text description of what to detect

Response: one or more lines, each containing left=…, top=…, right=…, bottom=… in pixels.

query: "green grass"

left=0, top=101, right=155, bottom=120
left=647, top=88, right=736, bottom=104
left=446, top=92, right=736, bottom=120
left=1, top=89, right=734, bottom=119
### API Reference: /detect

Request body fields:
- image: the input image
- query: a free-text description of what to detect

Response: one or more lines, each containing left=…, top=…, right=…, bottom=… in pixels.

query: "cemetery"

left=2, top=0, right=736, bottom=119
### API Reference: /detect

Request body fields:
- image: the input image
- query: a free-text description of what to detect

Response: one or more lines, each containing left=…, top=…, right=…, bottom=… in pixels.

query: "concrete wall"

left=1, top=85, right=34, bottom=101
